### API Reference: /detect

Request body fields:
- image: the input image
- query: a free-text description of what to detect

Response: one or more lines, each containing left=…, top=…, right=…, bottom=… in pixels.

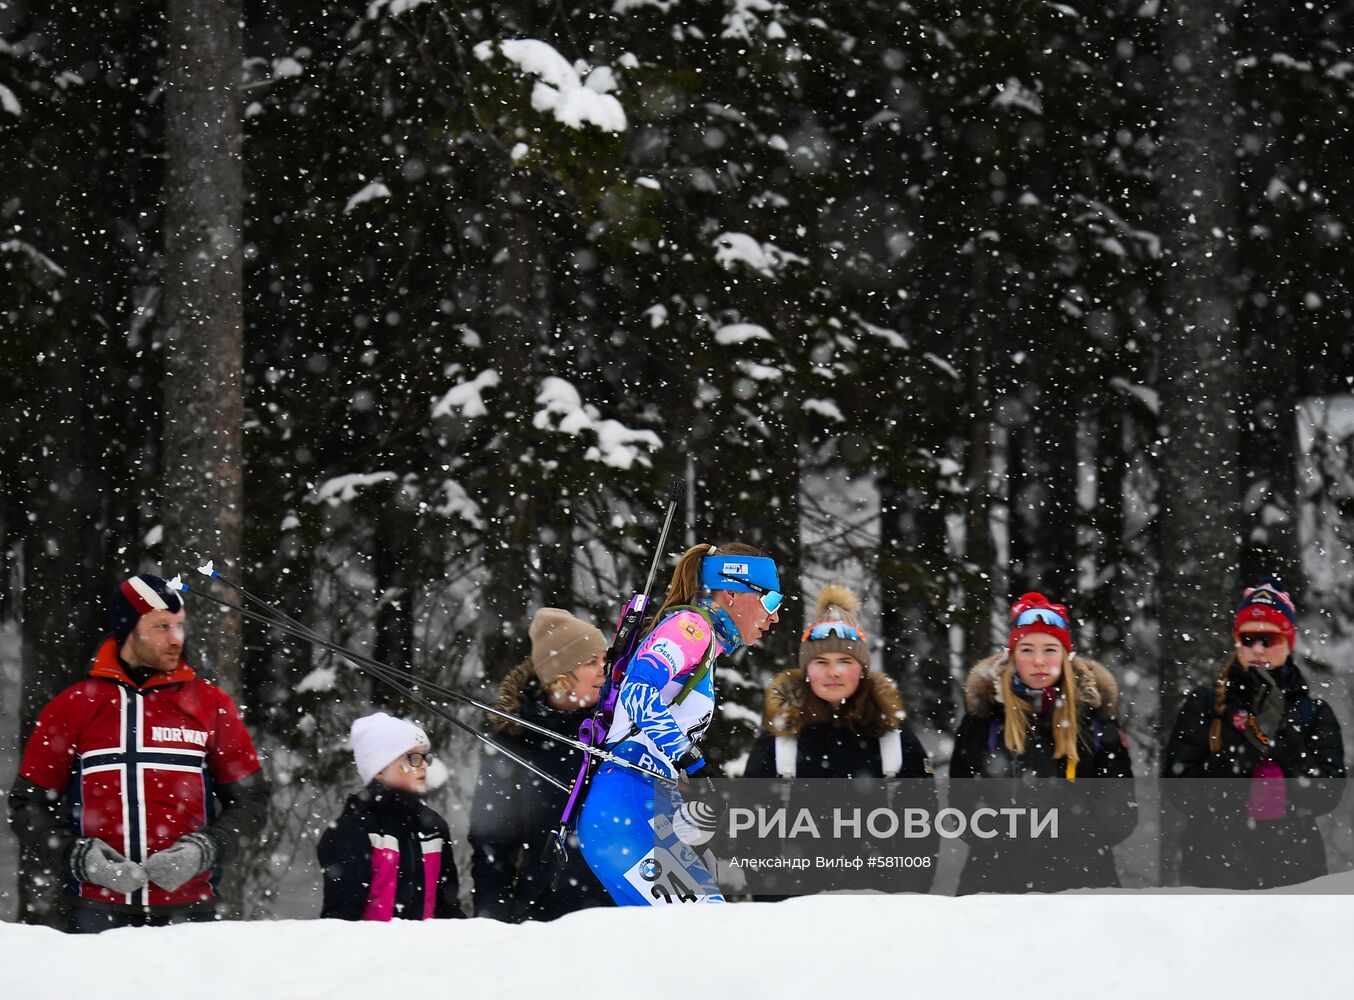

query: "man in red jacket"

left=8, top=573, right=270, bottom=932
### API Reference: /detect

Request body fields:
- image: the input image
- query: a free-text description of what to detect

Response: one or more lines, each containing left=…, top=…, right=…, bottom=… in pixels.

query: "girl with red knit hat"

left=1162, top=577, right=1346, bottom=888
left=949, top=592, right=1136, bottom=894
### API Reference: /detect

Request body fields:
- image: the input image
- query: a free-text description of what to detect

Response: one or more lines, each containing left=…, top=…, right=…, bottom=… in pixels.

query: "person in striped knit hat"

left=1163, top=577, right=1346, bottom=888
left=8, top=572, right=268, bottom=932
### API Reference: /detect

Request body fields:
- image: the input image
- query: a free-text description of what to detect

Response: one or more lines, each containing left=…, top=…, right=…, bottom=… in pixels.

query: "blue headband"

left=700, top=555, right=781, bottom=595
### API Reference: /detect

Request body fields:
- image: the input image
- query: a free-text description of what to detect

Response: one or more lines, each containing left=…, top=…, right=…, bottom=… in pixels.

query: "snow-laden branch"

left=474, top=39, right=627, bottom=133
left=534, top=376, right=661, bottom=470
left=432, top=369, right=500, bottom=420
left=713, top=232, right=807, bottom=278
left=344, top=181, right=391, bottom=215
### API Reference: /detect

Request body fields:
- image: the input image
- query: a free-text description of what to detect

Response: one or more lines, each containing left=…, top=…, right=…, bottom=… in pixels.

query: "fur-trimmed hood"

left=490, top=658, right=598, bottom=737
left=963, top=652, right=1121, bottom=721
left=489, top=660, right=540, bottom=734
left=762, top=666, right=907, bottom=737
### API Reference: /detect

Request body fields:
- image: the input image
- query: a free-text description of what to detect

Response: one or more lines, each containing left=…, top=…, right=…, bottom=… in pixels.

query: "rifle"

left=553, top=480, right=685, bottom=857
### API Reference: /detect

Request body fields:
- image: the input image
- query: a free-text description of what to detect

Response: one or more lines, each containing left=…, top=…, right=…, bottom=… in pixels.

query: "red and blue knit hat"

left=1008, top=592, right=1073, bottom=654
left=1233, top=576, right=1296, bottom=646
left=108, top=573, right=184, bottom=643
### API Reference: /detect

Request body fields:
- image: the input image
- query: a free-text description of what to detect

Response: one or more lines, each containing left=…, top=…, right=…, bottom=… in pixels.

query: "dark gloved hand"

left=144, top=831, right=218, bottom=892
left=67, top=838, right=148, bottom=894
left=1244, top=667, right=1287, bottom=753
left=673, top=775, right=722, bottom=847
left=674, top=745, right=708, bottom=778
left=673, top=746, right=722, bottom=846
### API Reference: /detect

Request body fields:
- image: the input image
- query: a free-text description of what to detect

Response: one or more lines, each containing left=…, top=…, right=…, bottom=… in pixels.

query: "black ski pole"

left=178, top=578, right=676, bottom=786
left=178, top=581, right=571, bottom=791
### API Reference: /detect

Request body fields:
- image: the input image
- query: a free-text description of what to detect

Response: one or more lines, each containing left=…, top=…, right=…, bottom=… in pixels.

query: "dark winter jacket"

left=950, top=654, right=1137, bottom=894
left=469, top=662, right=612, bottom=922
left=317, top=781, right=464, bottom=920
left=743, top=668, right=938, bottom=894
left=1162, top=658, right=1346, bottom=889
left=746, top=668, right=935, bottom=781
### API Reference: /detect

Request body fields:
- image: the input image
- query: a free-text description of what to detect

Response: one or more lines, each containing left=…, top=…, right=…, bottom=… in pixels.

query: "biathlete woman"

left=578, top=542, right=782, bottom=905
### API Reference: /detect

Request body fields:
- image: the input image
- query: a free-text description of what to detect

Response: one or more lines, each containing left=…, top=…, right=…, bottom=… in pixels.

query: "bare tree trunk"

left=1007, top=415, right=1032, bottom=593
left=961, top=257, right=997, bottom=670
left=879, top=475, right=953, bottom=728
left=538, top=502, right=575, bottom=611
left=159, top=0, right=245, bottom=696
left=1155, top=0, right=1243, bottom=721
left=760, top=313, right=805, bottom=672
left=16, top=336, right=110, bottom=927
left=1156, top=0, right=1243, bottom=886
left=1028, top=393, right=1080, bottom=602
left=1240, top=327, right=1301, bottom=589
left=373, top=492, right=415, bottom=699
left=1088, top=403, right=1129, bottom=644
left=479, top=195, right=545, bottom=678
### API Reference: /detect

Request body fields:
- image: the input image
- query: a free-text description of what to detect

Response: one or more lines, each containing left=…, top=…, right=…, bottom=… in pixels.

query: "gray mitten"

left=1244, top=668, right=1287, bottom=753
left=67, top=838, right=148, bottom=894
left=144, top=832, right=218, bottom=892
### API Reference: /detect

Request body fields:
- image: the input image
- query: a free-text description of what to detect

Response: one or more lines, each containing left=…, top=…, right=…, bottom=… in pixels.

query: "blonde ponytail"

left=648, top=543, right=710, bottom=627
left=646, top=540, right=768, bottom=632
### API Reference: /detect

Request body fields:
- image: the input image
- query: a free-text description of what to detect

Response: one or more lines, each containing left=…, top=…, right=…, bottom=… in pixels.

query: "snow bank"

left=2, top=882, right=1350, bottom=999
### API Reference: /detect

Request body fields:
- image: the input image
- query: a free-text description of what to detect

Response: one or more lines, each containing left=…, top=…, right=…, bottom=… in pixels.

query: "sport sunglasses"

left=1013, top=607, right=1069, bottom=630
left=718, top=573, right=784, bottom=615
left=1237, top=633, right=1286, bottom=649
left=801, top=621, right=866, bottom=643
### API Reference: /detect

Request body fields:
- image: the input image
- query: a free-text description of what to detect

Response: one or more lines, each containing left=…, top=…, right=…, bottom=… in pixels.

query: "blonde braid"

left=1208, top=655, right=1237, bottom=754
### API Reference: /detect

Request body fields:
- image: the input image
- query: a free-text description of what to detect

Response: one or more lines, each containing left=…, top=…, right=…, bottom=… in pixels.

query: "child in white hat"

left=317, top=712, right=465, bottom=920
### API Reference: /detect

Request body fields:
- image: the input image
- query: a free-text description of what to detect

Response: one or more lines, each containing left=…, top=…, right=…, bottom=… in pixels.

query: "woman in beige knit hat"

left=468, top=607, right=613, bottom=922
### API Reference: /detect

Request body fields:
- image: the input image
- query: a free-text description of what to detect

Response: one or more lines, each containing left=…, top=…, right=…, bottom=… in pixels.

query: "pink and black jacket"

left=318, top=782, right=464, bottom=921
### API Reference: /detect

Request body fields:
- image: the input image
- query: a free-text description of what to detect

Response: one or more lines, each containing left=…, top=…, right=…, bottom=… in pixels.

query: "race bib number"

left=621, top=845, right=724, bottom=905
